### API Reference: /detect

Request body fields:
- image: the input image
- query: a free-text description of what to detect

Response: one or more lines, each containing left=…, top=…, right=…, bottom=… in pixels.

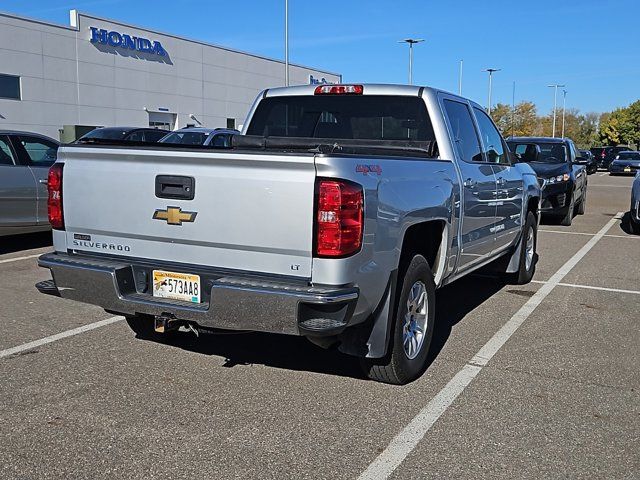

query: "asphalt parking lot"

left=1, top=172, right=638, bottom=479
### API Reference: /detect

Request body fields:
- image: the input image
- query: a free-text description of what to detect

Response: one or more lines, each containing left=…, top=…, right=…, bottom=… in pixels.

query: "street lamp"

left=484, top=68, right=501, bottom=115
left=548, top=84, right=565, bottom=137
left=561, top=89, right=567, bottom=138
left=284, top=0, right=289, bottom=86
left=399, top=39, right=424, bottom=85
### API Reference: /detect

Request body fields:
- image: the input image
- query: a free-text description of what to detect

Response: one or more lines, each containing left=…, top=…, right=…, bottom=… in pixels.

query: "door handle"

left=38, top=179, right=48, bottom=185
left=463, top=178, right=477, bottom=188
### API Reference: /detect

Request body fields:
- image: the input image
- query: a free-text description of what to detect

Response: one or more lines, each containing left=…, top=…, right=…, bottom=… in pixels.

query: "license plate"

left=624, top=167, right=631, bottom=172
left=152, top=270, right=201, bottom=303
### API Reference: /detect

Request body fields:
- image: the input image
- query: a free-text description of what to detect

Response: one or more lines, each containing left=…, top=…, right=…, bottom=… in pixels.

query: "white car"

left=159, top=128, right=239, bottom=147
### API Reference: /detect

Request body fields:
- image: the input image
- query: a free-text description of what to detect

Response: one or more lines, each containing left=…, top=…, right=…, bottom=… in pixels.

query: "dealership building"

left=0, top=9, right=340, bottom=139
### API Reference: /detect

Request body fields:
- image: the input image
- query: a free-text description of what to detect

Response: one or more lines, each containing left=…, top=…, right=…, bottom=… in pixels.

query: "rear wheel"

left=511, top=211, right=537, bottom=285
left=628, top=215, right=640, bottom=235
left=361, top=255, right=435, bottom=385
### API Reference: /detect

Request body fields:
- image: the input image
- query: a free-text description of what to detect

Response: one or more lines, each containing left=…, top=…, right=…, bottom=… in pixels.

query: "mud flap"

left=336, top=270, right=398, bottom=359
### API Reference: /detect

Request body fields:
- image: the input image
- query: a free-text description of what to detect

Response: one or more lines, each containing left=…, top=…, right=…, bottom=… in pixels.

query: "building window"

left=227, top=118, right=236, bottom=129
left=0, top=74, right=21, bottom=100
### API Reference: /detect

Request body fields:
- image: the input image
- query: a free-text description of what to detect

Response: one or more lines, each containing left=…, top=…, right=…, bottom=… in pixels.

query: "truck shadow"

left=150, top=274, right=507, bottom=381
left=0, top=231, right=52, bottom=255
left=426, top=274, right=506, bottom=369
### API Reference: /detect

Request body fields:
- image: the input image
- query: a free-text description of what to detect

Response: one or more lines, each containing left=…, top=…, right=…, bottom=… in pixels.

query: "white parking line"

left=531, top=280, right=640, bottom=295
left=590, top=184, right=631, bottom=188
left=539, top=230, right=594, bottom=236
left=540, top=230, right=639, bottom=240
left=0, top=316, right=124, bottom=359
left=605, top=234, right=640, bottom=239
left=0, top=253, right=42, bottom=264
left=357, top=212, right=623, bottom=480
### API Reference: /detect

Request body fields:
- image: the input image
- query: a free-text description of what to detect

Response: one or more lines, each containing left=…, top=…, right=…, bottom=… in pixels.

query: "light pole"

left=561, top=89, right=567, bottom=138
left=548, top=84, right=565, bottom=137
left=484, top=68, right=501, bottom=115
left=458, top=59, right=463, bottom=95
left=284, top=0, right=289, bottom=86
left=511, top=81, right=516, bottom=137
left=399, top=39, right=424, bottom=84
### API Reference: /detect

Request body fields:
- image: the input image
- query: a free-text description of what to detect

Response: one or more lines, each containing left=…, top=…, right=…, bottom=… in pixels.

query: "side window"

left=126, top=131, right=145, bottom=142
left=211, top=133, right=231, bottom=147
left=568, top=142, right=578, bottom=162
left=473, top=108, right=508, bottom=164
left=443, top=99, right=483, bottom=163
left=0, top=136, right=17, bottom=165
left=17, top=136, right=58, bottom=166
left=144, top=129, right=168, bottom=142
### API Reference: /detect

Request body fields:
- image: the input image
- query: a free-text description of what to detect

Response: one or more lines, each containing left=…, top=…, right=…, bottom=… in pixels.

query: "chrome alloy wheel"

left=402, top=281, right=429, bottom=360
left=525, top=226, right=535, bottom=272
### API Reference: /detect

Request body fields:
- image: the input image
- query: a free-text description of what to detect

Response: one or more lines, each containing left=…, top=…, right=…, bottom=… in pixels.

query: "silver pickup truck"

left=37, top=84, right=541, bottom=384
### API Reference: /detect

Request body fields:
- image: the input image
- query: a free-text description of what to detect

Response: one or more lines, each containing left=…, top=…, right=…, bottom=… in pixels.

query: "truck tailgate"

left=60, top=146, right=315, bottom=278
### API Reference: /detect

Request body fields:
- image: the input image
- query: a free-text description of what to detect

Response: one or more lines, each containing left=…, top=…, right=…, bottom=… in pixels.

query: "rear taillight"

left=314, top=84, right=363, bottom=95
left=47, top=163, right=64, bottom=229
left=315, top=179, right=363, bottom=257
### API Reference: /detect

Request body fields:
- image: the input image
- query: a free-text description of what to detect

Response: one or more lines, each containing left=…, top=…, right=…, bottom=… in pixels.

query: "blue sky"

left=4, top=0, right=639, bottom=114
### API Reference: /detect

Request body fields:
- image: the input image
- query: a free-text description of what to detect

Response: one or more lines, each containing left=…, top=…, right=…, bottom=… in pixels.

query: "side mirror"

left=575, top=156, right=588, bottom=165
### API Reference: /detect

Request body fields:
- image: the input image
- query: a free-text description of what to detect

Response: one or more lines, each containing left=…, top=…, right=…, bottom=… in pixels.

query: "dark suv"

left=508, top=137, right=588, bottom=226
left=590, top=146, right=633, bottom=169
left=77, top=127, right=169, bottom=144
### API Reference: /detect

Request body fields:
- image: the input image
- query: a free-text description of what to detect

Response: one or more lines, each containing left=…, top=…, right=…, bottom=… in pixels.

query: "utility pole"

left=285, top=0, right=289, bottom=86
left=548, top=84, right=565, bottom=137
left=561, top=89, right=567, bottom=138
left=511, top=81, right=516, bottom=137
left=399, top=39, right=424, bottom=84
left=484, top=68, right=501, bottom=115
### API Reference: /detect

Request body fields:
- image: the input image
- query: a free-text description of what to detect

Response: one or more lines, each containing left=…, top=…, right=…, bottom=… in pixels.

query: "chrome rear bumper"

left=37, top=252, right=358, bottom=336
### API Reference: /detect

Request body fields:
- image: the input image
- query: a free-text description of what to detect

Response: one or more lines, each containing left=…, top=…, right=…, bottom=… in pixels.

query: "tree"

left=490, top=101, right=539, bottom=137
left=489, top=103, right=512, bottom=134
left=598, top=108, right=631, bottom=145
left=488, top=97, right=640, bottom=148
left=624, top=100, right=640, bottom=147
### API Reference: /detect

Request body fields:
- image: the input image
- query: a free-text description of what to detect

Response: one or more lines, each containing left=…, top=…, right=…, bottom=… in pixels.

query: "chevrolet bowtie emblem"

left=153, top=206, right=197, bottom=225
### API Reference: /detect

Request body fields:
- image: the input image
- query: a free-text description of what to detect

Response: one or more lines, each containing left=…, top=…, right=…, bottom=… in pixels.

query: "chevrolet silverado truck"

left=36, top=84, right=541, bottom=385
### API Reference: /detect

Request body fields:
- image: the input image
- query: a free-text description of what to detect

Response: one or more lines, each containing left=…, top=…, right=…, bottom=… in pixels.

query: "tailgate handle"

left=155, top=175, right=195, bottom=200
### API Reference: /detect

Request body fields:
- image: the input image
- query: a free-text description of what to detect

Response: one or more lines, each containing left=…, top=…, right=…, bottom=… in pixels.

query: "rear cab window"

left=246, top=95, right=435, bottom=142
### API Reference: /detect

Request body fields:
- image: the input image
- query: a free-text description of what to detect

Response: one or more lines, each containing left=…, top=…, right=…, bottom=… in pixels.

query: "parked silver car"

left=0, top=130, right=59, bottom=236
left=629, top=171, right=640, bottom=234
left=158, top=127, right=239, bottom=147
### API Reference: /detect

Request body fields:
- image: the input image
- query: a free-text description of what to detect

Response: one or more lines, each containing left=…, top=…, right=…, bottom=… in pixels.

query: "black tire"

left=361, top=255, right=436, bottom=385
left=560, top=193, right=574, bottom=226
left=125, top=314, right=178, bottom=340
left=628, top=215, right=640, bottom=235
left=576, top=187, right=587, bottom=215
left=511, top=211, right=537, bottom=285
